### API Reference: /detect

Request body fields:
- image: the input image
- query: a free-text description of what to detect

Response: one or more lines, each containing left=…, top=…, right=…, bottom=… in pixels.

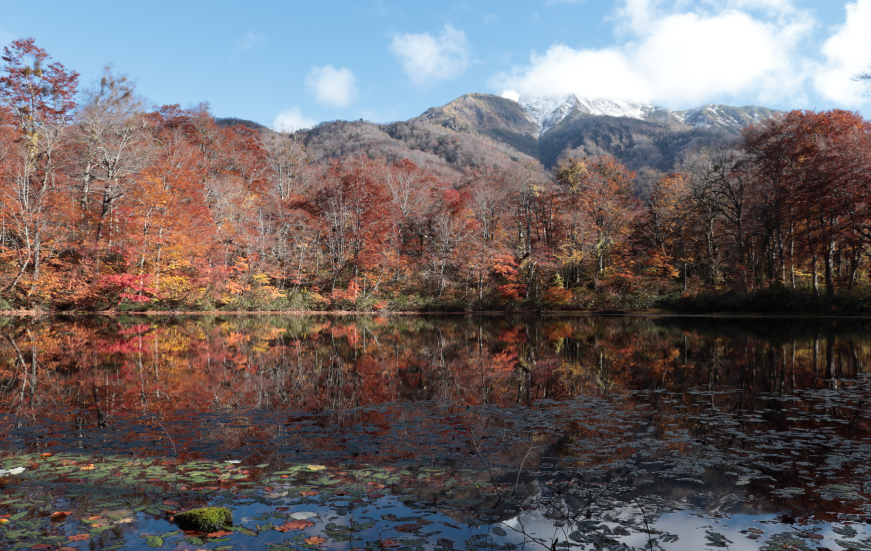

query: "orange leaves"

left=304, top=536, right=328, bottom=546
left=331, top=279, right=360, bottom=303
left=50, top=511, right=72, bottom=521
left=542, top=285, right=572, bottom=306
left=275, top=519, right=314, bottom=532
left=299, top=490, right=319, bottom=497
left=67, top=534, right=89, bottom=542
left=205, top=530, right=234, bottom=537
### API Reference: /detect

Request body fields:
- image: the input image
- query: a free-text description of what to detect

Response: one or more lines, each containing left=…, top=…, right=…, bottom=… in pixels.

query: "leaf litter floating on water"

left=276, top=519, right=315, bottom=531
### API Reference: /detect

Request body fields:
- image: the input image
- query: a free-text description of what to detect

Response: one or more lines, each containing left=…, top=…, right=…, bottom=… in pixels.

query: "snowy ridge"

left=517, top=95, right=577, bottom=135
left=511, top=94, right=774, bottom=137
left=517, top=94, right=661, bottom=136
left=574, top=97, right=659, bottom=119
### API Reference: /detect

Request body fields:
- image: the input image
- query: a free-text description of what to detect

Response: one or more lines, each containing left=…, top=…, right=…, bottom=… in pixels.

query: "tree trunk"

left=824, top=237, right=835, bottom=299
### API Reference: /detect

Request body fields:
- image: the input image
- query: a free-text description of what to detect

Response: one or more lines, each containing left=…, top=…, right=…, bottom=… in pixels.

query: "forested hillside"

left=1, top=39, right=869, bottom=313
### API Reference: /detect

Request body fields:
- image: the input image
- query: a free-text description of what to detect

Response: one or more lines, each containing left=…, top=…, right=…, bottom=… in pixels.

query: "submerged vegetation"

left=2, top=314, right=871, bottom=549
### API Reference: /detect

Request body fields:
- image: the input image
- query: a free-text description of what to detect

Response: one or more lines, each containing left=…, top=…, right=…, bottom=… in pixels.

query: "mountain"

left=514, top=94, right=778, bottom=136
left=409, top=93, right=780, bottom=172
left=273, top=93, right=782, bottom=175
left=412, top=93, right=541, bottom=159
left=216, top=117, right=269, bottom=131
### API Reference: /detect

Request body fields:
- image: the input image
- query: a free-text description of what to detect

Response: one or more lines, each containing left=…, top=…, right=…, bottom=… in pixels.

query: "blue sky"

left=1, top=1, right=870, bottom=129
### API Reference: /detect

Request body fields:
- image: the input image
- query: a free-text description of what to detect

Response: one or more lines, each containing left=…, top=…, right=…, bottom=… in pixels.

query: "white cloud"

left=814, top=0, right=871, bottom=105
left=272, top=108, right=317, bottom=132
left=305, top=65, right=358, bottom=108
left=390, top=24, right=471, bottom=87
left=492, top=0, right=815, bottom=107
left=501, top=90, right=521, bottom=102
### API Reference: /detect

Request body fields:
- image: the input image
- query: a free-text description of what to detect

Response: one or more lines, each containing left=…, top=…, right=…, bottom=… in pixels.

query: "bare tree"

left=74, top=65, right=152, bottom=244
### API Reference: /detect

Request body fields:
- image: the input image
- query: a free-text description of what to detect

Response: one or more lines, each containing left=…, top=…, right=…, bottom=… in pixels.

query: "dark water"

left=1, top=314, right=871, bottom=550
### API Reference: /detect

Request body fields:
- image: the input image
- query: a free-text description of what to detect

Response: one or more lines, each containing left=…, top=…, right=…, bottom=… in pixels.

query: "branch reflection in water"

left=0, top=314, right=870, bottom=550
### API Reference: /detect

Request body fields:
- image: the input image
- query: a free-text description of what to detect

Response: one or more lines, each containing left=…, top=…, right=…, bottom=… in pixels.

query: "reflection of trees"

left=1, top=315, right=871, bottom=520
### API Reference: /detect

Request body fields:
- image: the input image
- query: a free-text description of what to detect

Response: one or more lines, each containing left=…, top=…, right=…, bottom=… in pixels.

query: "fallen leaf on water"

left=40, top=453, right=52, bottom=458
left=87, top=516, right=103, bottom=521
left=395, top=524, right=420, bottom=533
left=307, top=465, right=327, bottom=471
left=50, top=511, right=72, bottom=521
left=367, top=482, right=385, bottom=489
left=380, top=539, right=401, bottom=548
left=290, top=511, right=318, bottom=520
left=115, top=518, right=133, bottom=524
left=163, top=500, right=179, bottom=506
left=67, top=534, right=89, bottom=542
left=80, top=464, right=96, bottom=471
left=299, top=490, right=319, bottom=496
left=205, top=530, right=233, bottom=537
left=275, top=519, right=314, bottom=532
left=0, top=519, right=8, bottom=525
left=305, top=536, right=328, bottom=545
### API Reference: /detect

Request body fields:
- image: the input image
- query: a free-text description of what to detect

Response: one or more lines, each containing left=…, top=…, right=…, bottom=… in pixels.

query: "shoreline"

left=1, top=309, right=870, bottom=319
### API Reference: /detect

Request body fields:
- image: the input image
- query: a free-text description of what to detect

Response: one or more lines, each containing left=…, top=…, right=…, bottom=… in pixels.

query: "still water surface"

left=1, top=314, right=871, bottom=550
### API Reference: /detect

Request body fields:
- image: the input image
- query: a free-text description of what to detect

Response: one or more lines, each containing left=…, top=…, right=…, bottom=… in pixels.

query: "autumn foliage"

left=1, top=40, right=871, bottom=312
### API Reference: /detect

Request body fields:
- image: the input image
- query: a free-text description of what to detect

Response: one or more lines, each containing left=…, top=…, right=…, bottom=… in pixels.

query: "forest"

left=1, top=38, right=870, bottom=313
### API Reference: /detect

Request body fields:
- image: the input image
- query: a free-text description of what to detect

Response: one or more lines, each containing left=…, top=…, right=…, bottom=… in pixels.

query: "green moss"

left=174, top=507, right=232, bottom=532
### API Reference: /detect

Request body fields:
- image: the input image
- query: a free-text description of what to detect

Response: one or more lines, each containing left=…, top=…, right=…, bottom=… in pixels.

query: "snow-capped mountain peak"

left=516, top=94, right=664, bottom=136
left=516, top=95, right=577, bottom=135
left=511, top=94, right=776, bottom=137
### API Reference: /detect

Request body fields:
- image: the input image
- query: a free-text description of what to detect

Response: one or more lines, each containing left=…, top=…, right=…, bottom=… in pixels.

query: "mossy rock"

left=174, top=507, right=232, bottom=532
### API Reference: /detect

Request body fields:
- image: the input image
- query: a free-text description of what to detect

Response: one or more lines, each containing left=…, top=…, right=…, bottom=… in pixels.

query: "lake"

left=1, top=314, right=870, bottom=551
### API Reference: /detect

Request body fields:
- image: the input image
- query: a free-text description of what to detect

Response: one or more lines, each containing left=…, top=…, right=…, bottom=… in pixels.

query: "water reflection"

left=1, top=314, right=871, bottom=550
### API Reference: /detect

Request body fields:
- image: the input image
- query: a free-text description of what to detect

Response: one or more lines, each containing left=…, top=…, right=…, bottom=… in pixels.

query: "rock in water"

left=174, top=507, right=233, bottom=532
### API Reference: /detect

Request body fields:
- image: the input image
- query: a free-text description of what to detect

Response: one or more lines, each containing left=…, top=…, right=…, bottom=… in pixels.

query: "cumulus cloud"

left=492, top=0, right=814, bottom=107
left=272, top=108, right=317, bottom=133
left=814, top=0, right=871, bottom=105
left=390, top=24, right=471, bottom=87
left=305, top=65, right=358, bottom=108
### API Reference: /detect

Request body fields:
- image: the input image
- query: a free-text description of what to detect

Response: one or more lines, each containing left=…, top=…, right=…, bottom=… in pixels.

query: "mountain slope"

left=411, top=94, right=541, bottom=159
left=412, top=93, right=780, bottom=171
left=279, top=93, right=782, bottom=175
left=539, top=115, right=732, bottom=171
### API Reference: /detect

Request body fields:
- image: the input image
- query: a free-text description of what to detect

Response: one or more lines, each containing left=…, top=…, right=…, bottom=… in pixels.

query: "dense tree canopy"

left=1, top=40, right=870, bottom=312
